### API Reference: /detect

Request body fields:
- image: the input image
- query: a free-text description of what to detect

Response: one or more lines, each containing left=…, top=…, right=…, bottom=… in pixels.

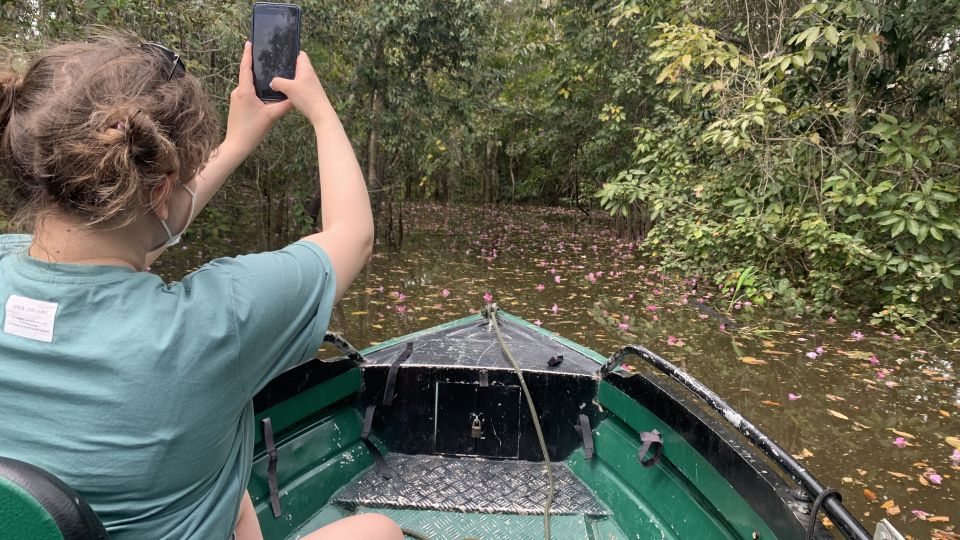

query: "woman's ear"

left=147, top=173, right=178, bottom=221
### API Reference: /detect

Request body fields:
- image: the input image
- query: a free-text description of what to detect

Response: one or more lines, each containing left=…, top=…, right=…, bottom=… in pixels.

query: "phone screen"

left=252, top=2, right=301, bottom=101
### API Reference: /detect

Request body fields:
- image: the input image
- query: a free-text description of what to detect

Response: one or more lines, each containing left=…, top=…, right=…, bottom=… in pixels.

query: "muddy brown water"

left=156, top=202, right=959, bottom=539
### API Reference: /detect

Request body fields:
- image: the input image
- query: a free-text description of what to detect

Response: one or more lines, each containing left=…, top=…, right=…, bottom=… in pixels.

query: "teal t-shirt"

left=0, top=234, right=336, bottom=540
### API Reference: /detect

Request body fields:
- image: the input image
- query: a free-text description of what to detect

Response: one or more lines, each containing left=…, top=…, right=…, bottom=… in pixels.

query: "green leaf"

left=824, top=26, right=840, bottom=45
left=891, top=220, right=905, bottom=237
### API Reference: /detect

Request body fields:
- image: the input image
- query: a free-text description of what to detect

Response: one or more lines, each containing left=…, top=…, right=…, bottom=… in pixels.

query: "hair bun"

left=81, top=104, right=178, bottom=221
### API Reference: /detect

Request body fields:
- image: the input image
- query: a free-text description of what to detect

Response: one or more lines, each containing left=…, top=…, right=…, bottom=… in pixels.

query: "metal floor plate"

left=354, top=507, right=599, bottom=540
left=334, top=454, right=610, bottom=517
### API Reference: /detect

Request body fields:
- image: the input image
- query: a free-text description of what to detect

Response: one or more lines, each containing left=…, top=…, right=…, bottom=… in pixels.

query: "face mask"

left=154, top=184, right=197, bottom=250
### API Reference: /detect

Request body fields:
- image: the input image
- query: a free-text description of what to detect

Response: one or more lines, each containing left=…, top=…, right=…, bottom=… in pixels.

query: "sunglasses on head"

left=141, top=42, right=186, bottom=82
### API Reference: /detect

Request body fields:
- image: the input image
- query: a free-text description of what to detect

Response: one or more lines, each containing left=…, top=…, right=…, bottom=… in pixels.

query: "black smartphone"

left=251, top=2, right=301, bottom=102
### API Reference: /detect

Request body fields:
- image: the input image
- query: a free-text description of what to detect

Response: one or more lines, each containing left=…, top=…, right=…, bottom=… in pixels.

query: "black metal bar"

left=606, top=345, right=871, bottom=540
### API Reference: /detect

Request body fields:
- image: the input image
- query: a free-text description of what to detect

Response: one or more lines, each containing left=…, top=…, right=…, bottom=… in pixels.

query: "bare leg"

left=234, top=490, right=401, bottom=540
left=299, top=514, right=403, bottom=540
left=234, top=491, right=264, bottom=540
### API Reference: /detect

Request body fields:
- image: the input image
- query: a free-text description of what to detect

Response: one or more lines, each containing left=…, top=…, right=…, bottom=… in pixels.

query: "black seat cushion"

left=0, top=456, right=110, bottom=540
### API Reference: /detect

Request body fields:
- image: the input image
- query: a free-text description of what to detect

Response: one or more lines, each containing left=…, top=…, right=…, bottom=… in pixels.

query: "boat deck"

left=288, top=453, right=626, bottom=540
left=362, top=315, right=603, bottom=377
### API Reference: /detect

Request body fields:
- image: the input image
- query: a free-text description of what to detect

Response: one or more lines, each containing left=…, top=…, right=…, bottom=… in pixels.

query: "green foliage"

left=596, top=0, right=960, bottom=330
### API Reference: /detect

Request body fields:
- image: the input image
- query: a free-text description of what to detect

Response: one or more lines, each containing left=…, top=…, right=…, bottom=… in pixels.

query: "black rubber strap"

left=361, top=405, right=393, bottom=479
left=260, top=418, right=282, bottom=518
left=548, top=354, right=563, bottom=367
left=638, top=430, right=663, bottom=468
left=575, top=414, right=594, bottom=459
left=805, top=487, right=841, bottom=540
left=382, top=342, right=413, bottom=406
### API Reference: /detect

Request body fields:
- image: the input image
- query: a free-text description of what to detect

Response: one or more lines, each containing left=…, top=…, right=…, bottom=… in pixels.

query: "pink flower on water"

left=928, top=473, right=942, bottom=485
left=377, top=285, right=384, bottom=293
left=533, top=319, right=542, bottom=326
left=535, top=284, right=545, bottom=291
left=551, top=303, right=559, bottom=315
left=483, top=292, right=494, bottom=304
left=788, top=393, right=800, bottom=401
left=618, top=322, right=629, bottom=331
left=554, top=275, right=562, bottom=284
left=876, top=370, right=886, bottom=379
left=586, top=273, right=596, bottom=283
left=893, top=437, right=907, bottom=448
left=869, top=355, right=879, bottom=365
left=549, top=268, right=557, bottom=274
left=394, top=292, right=407, bottom=302
left=912, top=510, right=930, bottom=520
left=806, top=351, right=818, bottom=359
left=667, top=335, right=677, bottom=346
left=951, top=449, right=960, bottom=463
left=646, top=305, right=658, bottom=312
left=441, top=289, right=450, bottom=298
left=627, top=293, right=634, bottom=299
left=815, top=346, right=825, bottom=354
left=396, top=305, right=407, bottom=313
left=850, top=330, right=864, bottom=341
left=892, top=334, right=902, bottom=341
left=826, top=315, right=836, bottom=324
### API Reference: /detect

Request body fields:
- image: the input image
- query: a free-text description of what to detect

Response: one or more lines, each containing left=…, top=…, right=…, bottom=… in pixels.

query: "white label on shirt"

left=4, top=295, right=59, bottom=343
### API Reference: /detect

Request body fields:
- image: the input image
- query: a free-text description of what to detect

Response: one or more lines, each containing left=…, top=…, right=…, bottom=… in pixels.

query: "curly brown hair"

left=0, top=31, right=219, bottom=229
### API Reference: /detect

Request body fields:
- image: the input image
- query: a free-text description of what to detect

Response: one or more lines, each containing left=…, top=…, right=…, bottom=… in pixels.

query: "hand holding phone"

left=252, top=2, right=301, bottom=102
left=268, top=52, right=337, bottom=128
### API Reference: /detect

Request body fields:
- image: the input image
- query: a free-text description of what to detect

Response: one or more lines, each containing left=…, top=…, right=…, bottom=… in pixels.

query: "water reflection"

left=157, top=202, right=958, bottom=539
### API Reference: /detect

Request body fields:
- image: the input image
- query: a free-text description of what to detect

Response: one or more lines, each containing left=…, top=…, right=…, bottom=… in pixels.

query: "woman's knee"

left=303, top=512, right=402, bottom=540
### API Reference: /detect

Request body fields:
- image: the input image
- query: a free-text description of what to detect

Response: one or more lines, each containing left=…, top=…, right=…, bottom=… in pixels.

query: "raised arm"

left=146, top=42, right=292, bottom=268
left=270, top=53, right=374, bottom=303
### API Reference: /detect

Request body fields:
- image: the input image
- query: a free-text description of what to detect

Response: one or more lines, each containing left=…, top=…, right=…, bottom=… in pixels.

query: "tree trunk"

left=367, top=89, right=384, bottom=220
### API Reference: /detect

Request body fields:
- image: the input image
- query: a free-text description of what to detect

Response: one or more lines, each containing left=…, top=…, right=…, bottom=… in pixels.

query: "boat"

left=1, top=307, right=904, bottom=540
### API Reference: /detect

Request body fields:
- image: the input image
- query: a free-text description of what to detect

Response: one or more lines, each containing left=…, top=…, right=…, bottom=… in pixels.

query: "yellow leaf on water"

left=946, top=436, right=960, bottom=450
left=885, top=505, right=900, bottom=516
left=887, top=428, right=916, bottom=439
left=371, top=324, right=383, bottom=329
left=826, top=394, right=846, bottom=401
left=919, top=475, right=929, bottom=486
left=741, top=356, right=768, bottom=365
left=927, top=516, right=950, bottom=523
left=880, top=500, right=895, bottom=509
left=939, top=410, right=951, bottom=417
left=350, top=311, right=368, bottom=316
left=887, top=471, right=910, bottom=479
left=761, top=400, right=782, bottom=407
left=863, top=488, right=877, bottom=501
left=792, top=448, right=814, bottom=459
left=827, top=409, right=849, bottom=420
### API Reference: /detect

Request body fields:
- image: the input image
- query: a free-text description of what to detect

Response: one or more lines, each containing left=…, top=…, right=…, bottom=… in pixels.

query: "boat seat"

left=0, top=456, right=110, bottom=540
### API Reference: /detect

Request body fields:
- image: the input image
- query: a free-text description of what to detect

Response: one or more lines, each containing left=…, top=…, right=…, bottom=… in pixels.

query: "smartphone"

left=251, top=2, right=301, bottom=102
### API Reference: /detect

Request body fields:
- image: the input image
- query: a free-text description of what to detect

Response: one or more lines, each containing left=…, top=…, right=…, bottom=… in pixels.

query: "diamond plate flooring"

left=333, top=454, right=610, bottom=517
left=356, top=507, right=594, bottom=540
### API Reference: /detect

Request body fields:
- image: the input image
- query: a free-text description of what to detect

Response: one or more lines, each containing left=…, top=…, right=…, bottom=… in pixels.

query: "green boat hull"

left=247, top=312, right=825, bottom=540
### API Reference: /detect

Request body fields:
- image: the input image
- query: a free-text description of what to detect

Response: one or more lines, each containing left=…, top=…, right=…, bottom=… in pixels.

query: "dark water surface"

left=157, top=203, right=959, bottom=539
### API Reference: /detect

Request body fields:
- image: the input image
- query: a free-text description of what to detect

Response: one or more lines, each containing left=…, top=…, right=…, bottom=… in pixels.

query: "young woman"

left=0, top=33, right=400, bottom=540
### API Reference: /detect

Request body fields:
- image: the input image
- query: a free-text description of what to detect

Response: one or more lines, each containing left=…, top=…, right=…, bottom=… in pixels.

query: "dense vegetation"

left=2, top=0, right=958, bottom=330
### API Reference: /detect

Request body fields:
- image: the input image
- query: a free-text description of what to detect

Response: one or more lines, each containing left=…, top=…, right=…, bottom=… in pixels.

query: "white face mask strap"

left=155, top=184, right=198, bottom=250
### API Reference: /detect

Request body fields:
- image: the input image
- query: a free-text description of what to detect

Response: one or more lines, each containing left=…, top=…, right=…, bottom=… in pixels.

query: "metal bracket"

left=872, top=520, right=905, bottom=540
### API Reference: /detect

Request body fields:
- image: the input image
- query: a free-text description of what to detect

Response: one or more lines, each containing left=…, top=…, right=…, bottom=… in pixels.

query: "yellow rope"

left=484, top=304, right=555, bottom=540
